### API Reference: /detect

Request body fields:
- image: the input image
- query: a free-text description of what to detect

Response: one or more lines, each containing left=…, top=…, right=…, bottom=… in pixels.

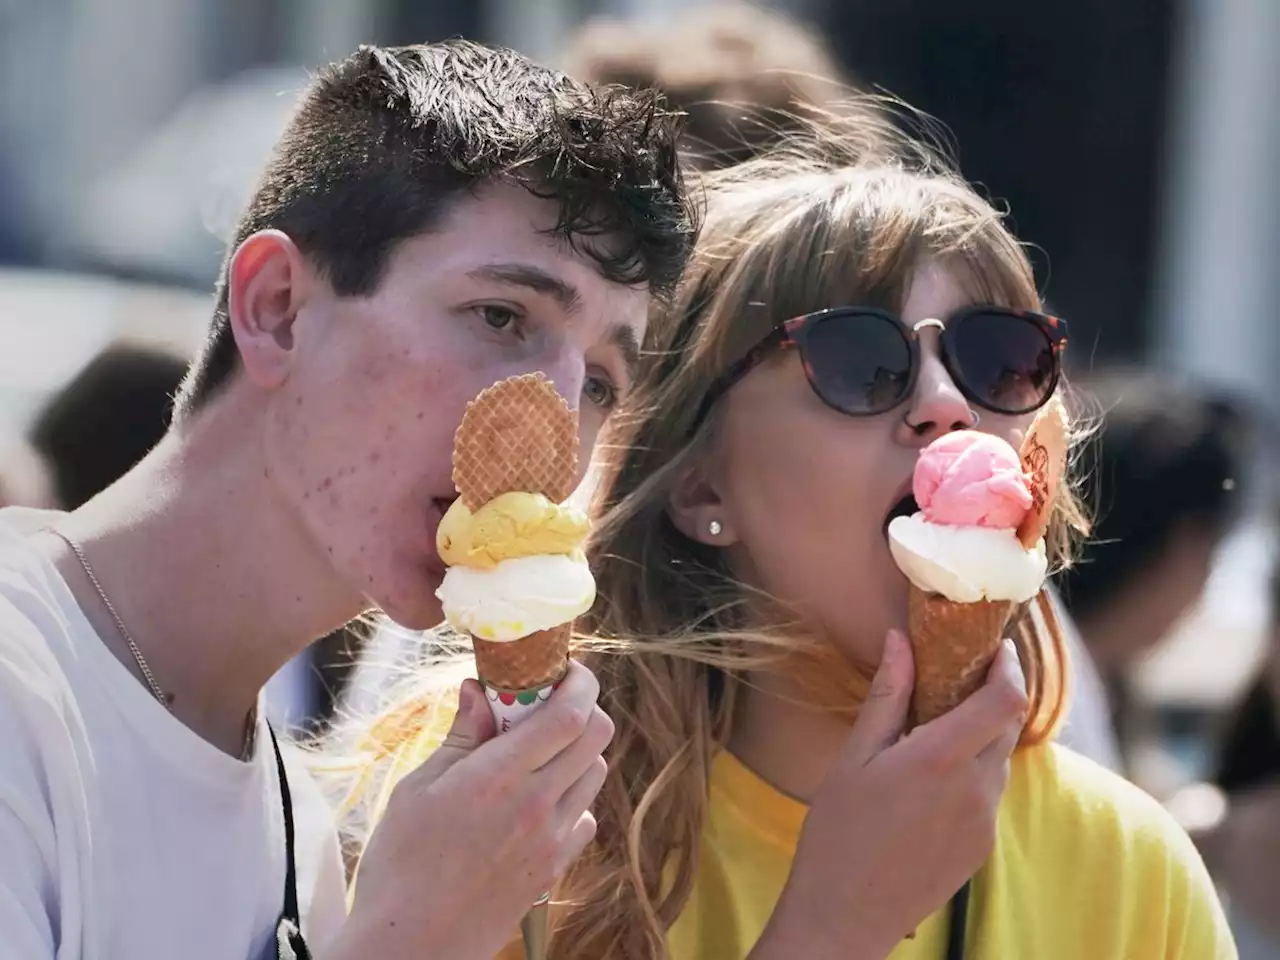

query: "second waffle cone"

left=907, top=586, right=1012, bottom=726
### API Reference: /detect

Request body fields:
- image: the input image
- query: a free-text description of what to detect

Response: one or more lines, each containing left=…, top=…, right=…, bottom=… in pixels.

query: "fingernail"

left=1002, top=637, right=1020, bottom=661
left=883, top=630, right=903, bottom=663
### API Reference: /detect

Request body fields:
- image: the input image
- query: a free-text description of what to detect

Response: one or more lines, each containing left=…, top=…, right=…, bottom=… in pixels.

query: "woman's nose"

left=896, top=334, right=974, bottom=446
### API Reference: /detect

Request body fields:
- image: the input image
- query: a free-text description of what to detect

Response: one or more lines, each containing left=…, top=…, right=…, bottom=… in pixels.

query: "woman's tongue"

left=914, top=431, right=1031, bottom=529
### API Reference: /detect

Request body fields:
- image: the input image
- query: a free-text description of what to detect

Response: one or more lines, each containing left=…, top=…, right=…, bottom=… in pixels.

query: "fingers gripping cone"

left=451, top=372, right=580, bottom=959
left=908, top=404, right=1068, bottom=726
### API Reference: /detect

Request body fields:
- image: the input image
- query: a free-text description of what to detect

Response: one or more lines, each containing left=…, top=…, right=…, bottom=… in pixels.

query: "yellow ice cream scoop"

left=437, top=491, right=589, bottom=569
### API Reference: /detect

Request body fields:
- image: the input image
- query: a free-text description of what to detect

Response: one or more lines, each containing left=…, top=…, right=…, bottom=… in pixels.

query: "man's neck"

left=42, top=401, right=366, bottom=755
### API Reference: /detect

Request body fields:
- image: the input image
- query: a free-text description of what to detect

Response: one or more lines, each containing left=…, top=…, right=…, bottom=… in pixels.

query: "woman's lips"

left=882, top=482, right=918, bottom=537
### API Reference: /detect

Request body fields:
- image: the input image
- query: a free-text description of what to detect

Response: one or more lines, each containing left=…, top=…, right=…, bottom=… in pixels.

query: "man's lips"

left=426, top=495, right=459, bottom=567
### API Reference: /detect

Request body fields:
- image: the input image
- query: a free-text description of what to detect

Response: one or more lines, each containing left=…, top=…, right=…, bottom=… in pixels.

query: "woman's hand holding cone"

left=751, top=631, right=1027, bottom=960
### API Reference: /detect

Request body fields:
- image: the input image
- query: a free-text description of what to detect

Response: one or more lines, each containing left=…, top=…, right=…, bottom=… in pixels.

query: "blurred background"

left=1, top=0, right=1277, bottom=949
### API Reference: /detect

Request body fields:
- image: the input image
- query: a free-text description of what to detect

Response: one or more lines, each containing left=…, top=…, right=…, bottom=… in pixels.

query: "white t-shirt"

left=0, top=509, right=348, bottom=959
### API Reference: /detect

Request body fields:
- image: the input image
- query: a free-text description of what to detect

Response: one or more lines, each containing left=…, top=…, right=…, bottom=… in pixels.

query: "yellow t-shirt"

left=668, top=743, right=1236, bottom=959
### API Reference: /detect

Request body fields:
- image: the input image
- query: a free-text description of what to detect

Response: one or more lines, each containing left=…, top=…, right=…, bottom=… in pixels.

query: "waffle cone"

left=452, top=372, right=578, bottom=511
left=908, top=586, right=1013, bottom=726
left=472, top=624, right=572, bottom=691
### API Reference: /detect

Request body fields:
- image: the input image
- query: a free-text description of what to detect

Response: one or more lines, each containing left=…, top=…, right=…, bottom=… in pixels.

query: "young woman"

left=343, top=127, right=1234, bottom=958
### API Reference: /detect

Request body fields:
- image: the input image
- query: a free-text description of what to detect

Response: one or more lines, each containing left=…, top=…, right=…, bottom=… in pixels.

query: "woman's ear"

left=667, top=457, right=737, bottom=547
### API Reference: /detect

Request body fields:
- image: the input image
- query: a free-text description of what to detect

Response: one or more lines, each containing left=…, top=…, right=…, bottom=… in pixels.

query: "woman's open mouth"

left=883, top=493, right=919, bottom=537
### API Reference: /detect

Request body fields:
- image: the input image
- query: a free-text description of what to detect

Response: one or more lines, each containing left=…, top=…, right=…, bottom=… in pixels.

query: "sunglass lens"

left=952, top=311, right=1057, bottom=413
left=804, top=312, right=913, bottom=414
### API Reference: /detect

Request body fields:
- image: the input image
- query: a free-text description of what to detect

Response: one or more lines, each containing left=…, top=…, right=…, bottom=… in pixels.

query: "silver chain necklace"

left=51, top=529, right=256, bottom=760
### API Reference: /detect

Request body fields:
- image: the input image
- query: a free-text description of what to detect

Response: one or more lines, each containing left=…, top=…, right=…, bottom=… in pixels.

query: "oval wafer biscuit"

left=1016, top=400, right=1068, bottom=550
left=451, top=372, right=578, bottom=511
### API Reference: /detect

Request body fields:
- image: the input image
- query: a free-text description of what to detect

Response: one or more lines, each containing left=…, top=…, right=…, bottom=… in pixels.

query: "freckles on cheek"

left=360, top=344, right=402, bottom=385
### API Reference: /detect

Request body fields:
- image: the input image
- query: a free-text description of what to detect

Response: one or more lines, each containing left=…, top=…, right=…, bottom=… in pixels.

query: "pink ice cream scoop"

left=914, top=431, right=1032, bottom=529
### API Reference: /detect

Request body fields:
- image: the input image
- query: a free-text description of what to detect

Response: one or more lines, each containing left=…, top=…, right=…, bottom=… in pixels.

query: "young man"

left=0, top=40, right=694, bottom=960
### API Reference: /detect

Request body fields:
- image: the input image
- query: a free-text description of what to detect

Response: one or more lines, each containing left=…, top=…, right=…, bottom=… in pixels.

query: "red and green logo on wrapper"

left=484, top=679, right=562, bottom=733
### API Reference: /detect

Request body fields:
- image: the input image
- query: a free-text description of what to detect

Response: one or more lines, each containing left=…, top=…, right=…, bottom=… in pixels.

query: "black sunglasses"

left=693, top=305, right=1068, bottom=430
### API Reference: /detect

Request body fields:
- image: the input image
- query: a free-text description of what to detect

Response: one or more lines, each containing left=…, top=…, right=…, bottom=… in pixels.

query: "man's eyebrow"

left=466, top=262, right=581, bottom=313
left=608, top=323, right=642, bottom=385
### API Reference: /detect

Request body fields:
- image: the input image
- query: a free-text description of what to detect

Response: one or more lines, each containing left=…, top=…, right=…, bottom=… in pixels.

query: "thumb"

left=420, top=679, right=497, bottom=779
left=843, top=630, right=915, bottom=768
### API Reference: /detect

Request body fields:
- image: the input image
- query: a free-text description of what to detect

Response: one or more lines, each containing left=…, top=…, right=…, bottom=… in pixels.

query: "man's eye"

left=477, top=305, right=520, bottom=330
left=583, top=375, right=618, bottom=410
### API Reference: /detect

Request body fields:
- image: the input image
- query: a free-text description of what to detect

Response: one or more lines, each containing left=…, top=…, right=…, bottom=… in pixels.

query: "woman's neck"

left=728, top=668, right=861, bottom=803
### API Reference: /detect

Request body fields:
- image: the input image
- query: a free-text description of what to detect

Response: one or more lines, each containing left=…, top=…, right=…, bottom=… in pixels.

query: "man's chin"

left=369, top=574, right=445, bottom=631
left=380, top=599, right=445, bottom=632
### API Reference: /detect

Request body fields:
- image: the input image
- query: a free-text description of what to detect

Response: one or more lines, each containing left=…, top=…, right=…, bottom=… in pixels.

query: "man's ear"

left=667, top=456, right=737, bottom=546
left=226, top=230, right=312, bottom=390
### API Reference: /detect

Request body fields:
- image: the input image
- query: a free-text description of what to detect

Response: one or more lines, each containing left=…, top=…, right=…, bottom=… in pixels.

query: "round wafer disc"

left=452, top=372, right=579, bottom=510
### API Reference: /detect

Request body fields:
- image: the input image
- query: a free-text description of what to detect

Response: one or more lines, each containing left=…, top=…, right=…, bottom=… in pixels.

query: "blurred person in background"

left=1214, top=554, right=1280, bottom=797
left=560, top=3, right=866, bottom=172
left=1058, top=370, right=1254, bottom=769
left=1174, top=553, right=1280, bottom=955
left=28, top=342, right=188, bottom=511
left=0, top=39, right=695, bottom=960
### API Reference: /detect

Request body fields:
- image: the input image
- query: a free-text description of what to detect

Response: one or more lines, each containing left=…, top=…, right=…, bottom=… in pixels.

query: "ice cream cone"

left=448, top=373, right=582, bottom=960
left=907, top=585, right=1013, bottom=726
left=451, top=373, right=579, bottom=693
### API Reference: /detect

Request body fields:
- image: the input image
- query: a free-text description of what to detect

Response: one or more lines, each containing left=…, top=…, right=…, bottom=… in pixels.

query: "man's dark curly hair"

left=175, top=40, right=697, bottom=416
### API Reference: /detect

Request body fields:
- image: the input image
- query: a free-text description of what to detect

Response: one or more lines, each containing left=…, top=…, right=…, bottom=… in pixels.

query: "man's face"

left=258, top=181, right=649, bottom=628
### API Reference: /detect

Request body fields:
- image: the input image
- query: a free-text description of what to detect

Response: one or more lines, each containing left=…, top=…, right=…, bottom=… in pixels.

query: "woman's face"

left=685, top=264, right=1040, bottom=667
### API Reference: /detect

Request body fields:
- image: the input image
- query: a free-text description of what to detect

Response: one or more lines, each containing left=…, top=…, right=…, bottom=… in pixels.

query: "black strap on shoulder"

left=268, top=724, right=311, bottom=960
left=945, top=879, right=971, bottom=960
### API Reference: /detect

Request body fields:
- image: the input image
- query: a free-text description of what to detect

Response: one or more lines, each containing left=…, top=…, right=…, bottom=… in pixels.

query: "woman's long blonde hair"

left=337, top=113, right=1091, bottom=959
